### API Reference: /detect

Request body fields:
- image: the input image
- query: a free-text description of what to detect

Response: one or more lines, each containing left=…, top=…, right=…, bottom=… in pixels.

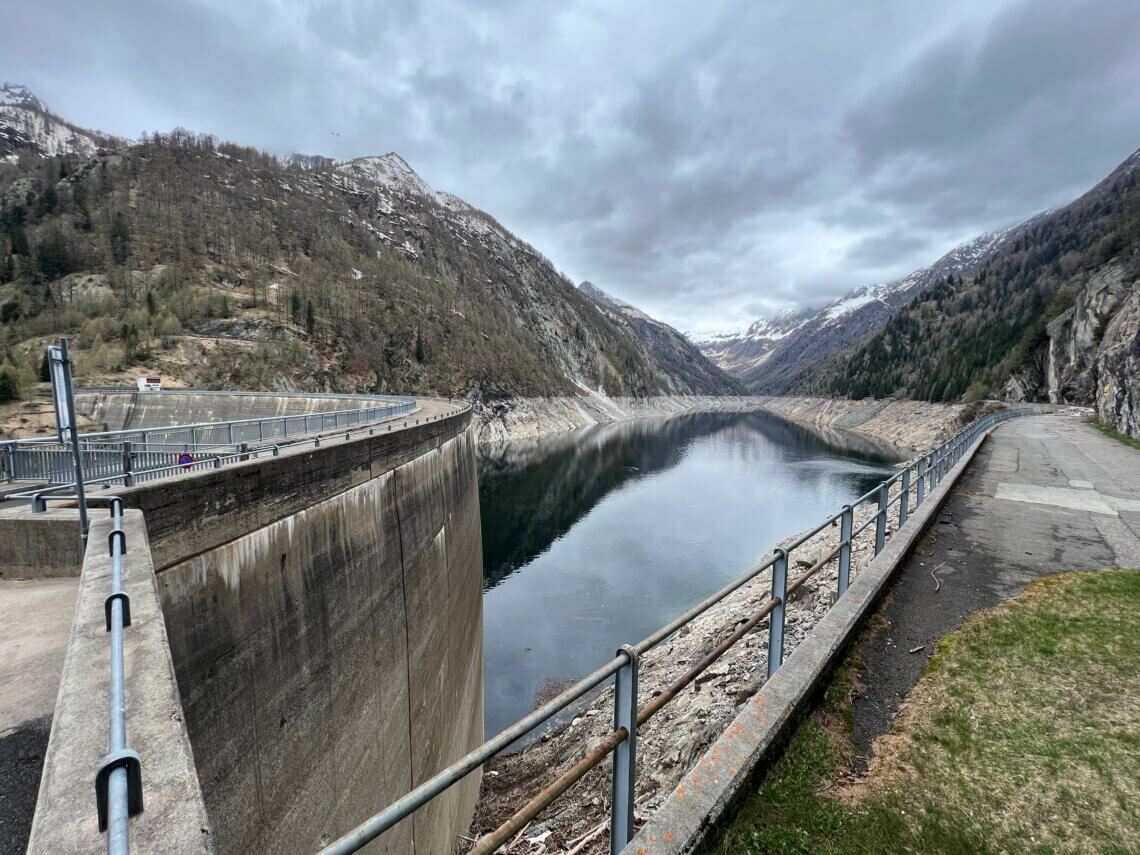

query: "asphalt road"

left=847, top=413, right=1140, bottom=767
left=0, top=578, right=78, bottom=853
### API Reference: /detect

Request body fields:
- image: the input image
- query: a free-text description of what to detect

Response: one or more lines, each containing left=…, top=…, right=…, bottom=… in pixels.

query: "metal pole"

left=917, top=458, right=926, bottom=506
left=767, top=549, right=788, bottom=678
left=121, top=441, right=133, bottom=487
left=58, top=339, right=89, bottom=542
left=899, top=468, right=910, bottom=528
left=610, top=646, right=638, bottom=854
left=874, top=483, right=887, bottom=554
left=106, top=505, right=130, bottom=853
left=837, top=505, right=853, bottom=595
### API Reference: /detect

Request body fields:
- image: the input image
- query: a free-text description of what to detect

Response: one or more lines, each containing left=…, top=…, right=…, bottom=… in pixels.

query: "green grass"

left=1090, top=418, right=1140, bottom=451
left=702, top=570, right=1140, bottom=855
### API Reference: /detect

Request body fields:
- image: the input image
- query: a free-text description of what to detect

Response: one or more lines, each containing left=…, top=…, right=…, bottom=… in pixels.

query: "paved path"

left=847, top=413, right=1140, bottom=767
left=0, top=577, right=78, bottom=853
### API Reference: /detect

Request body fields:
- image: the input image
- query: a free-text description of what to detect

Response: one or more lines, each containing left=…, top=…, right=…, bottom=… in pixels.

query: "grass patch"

left=702, top=570, right=1140, bottom=854
left=1090, top=418, right=1140, bottom=451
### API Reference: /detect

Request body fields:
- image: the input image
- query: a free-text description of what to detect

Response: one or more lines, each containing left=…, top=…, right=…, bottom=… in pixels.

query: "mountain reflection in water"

left=478, top=410, right=898, bottom=737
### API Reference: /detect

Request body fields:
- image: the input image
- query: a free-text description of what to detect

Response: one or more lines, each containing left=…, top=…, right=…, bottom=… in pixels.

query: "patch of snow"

left=821, top=284, right=888, bottom=321
left=0, top=83, right=43, bottom=110
left=337, top=153, right=434, bottom=197
left=351, top=267, right=363, bottom=280
left=0, top=101, right=98, bottom=158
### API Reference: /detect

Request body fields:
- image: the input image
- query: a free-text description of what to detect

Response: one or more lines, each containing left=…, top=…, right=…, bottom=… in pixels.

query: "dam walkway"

left=843, top=412, right=1140, bottom=767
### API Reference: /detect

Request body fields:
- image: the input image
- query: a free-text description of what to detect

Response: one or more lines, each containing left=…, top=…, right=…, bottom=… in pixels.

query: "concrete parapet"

left=27, top=510, right=212, bottom=854
left=0, top=507, right=84, bottom=579
left=622, top=427, right=994, bottom=855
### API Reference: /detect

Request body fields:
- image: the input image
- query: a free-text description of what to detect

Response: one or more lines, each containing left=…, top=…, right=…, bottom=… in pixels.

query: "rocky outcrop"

left=750, top=396, right=969, bottom=454
left=1043, top=262, right=1139, bottom=438
left=1094, top=289, right=1140, bottom=438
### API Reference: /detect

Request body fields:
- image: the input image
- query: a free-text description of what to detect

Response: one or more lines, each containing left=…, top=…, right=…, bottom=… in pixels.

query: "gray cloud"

left=4, top=0, right=1138, bottom=334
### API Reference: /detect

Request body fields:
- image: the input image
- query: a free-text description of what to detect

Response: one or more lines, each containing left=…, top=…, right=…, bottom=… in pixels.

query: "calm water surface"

left=478, top=411, right=898, bottom=736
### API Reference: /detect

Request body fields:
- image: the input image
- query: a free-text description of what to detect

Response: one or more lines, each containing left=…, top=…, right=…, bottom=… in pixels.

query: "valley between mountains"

left=1, top=81, right=1137, bottom=441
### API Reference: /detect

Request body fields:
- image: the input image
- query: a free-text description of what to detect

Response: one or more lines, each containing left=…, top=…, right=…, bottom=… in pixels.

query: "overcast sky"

left=5, top=0, right=1139, bottom=334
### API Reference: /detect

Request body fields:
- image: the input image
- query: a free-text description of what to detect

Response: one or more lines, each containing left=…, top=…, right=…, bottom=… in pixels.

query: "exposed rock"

left=1034, top=260, right=1139, bottom=438
left=475, top=394, right=968, bottom=452
left=1094, top=288, right=1140, bottom=438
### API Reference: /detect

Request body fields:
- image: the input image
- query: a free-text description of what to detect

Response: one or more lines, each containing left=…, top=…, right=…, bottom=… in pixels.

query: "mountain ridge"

left=792, top=146, right=1140, bottom=437
left=696, top=211, right=1049, bottom=392
left=0, top=84, right=738, bottom=405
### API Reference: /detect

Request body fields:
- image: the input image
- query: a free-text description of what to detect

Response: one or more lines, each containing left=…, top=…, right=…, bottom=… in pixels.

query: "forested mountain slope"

left=791, top=147, right=1140, bottom=438
left=0, top=85, right=737, bottom=403
left=579, top=281, right=741, bottom=395
left=696, top=216, right=1045, bottom=393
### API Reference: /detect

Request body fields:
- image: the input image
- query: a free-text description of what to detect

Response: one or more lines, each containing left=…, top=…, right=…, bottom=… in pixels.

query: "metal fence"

left=1, top=394, right=419, bottom=487
left=319, top=406, right=1032, bottom=855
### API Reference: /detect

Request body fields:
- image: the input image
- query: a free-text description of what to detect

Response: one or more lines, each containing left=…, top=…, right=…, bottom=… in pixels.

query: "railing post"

left=837, top=505, right=853, bottom=595
left=610, top=645, right=638, bottom=855
left=931, top=449, right=940, bottom=490
left=767, top=549, right=788, bottom=678
left=227, top=423, right=234, bottom=444
left=2, top=443, right=12, bottom=482
left=239, top=442, right=250, bottom=462
left=899, top=468, right=910, bottom=528
left=875, top=484, right=888, bottom=554
left=917, top=458, right=926, bottom=506
left=121, top=441, right=134, bottom=487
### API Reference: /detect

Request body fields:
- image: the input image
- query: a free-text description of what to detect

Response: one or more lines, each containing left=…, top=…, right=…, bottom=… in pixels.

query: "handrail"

left=7, top=406, right=465, bottom=503
left=320, top=405, right=1033, bottom=855
left=3, top=399, right=471, bottom=490
left=3, top=394, right=416, bottom=450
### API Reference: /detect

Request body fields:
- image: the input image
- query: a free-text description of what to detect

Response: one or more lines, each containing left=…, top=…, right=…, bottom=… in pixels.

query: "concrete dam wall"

left=132, top=409, right=483, bottom=852
left=74, top=389, right=399, bottom=432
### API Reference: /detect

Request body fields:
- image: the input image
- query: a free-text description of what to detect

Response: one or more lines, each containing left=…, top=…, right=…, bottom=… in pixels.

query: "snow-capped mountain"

left=0, top=83, right=111, bottom=161
left=690, top=308, right=816, bottom=376
left=697, top=213, right=1048, bottom=392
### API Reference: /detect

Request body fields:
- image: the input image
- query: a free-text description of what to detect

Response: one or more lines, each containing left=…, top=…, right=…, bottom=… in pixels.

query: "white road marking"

left=1069, top=479, right=1094, bottom=489
left=994, top=483, right=1118, bottom=516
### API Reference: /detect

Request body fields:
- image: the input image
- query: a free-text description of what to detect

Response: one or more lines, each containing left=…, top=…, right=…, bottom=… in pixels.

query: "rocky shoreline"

left=475, top=393, right=970, bottom=453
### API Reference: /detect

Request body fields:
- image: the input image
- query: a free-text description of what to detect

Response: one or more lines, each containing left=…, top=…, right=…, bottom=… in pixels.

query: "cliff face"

left=1095, top=289, right=1140, bottom=437
left=791, top=146, right=1140, bottom=437
left=1034, top=262, right=1139, bottom=438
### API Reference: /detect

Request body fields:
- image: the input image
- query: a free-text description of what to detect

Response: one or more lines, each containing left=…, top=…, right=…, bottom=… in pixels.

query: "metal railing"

left=98, top=496, right=142, bottom=855
left=319, top=405, right=1032, bottom=855
left=9, top=406, right=466, bottom=514
left=1, top=393, right=420, bottom=487
left=34, top=494, right=144, bottom=854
